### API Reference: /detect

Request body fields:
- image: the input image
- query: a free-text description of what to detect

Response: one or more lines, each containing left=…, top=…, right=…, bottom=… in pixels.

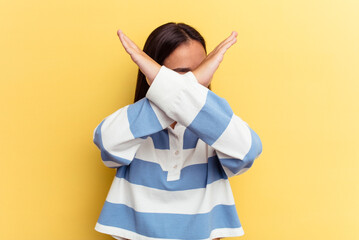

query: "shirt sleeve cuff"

left=145, top=65, right=208, bottom=126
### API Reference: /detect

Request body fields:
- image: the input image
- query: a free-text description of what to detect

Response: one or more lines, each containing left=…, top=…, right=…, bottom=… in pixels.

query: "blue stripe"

left=187, top=90, right=233, bottom=146
left=183, top=128, right=199, bottom=149
left=93, top=120, right=132, bottom=166
left=149, top=129, right=170, bottom=149
left=115, top=155, right=227, bottom=191
left=97, top=202, right=241, bottom=239
left=218, top=127, right=263, bottom=174
left=127, top=97, right=163, bottom=138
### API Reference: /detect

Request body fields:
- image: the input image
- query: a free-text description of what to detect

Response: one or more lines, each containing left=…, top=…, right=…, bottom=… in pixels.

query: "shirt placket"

left=167, top=125, right=183, bottom=181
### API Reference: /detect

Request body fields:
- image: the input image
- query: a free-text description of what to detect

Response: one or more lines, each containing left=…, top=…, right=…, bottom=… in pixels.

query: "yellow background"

left=1, top=0, right=358, bottom=239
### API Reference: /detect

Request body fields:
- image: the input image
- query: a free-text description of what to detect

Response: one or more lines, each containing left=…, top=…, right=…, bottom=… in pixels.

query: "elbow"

left=234, top=127, right=262, bottom=172
left=250, top=127, right=262, bottom=159
left=93, top=122, right=131, bottom=168
left=93, top=120, right=132, bottom=167
left=218, top=127, right=262, bottom=176
left=93, top=120, right=105, bottom=150
left=246, top=127, right=263, bottom=161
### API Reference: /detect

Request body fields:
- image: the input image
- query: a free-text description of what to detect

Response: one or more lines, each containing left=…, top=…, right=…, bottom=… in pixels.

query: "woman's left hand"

left=192, top=31, right=238, bottom=87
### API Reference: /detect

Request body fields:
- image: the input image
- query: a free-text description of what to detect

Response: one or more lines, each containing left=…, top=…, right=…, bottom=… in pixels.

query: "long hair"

left=134, top=22, right=209, bottom=103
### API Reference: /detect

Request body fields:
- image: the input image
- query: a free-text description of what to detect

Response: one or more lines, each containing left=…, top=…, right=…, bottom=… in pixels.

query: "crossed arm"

left=93, top=29, right=262, bottom=177
left=117, top=29, right=238, bottom=87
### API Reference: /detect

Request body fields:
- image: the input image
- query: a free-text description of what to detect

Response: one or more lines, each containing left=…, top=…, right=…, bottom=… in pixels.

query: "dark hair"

left=134, top=22, right=209, bottom=103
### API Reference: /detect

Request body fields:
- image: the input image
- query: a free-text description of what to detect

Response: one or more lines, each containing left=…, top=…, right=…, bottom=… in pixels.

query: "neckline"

left=167, top=122, right=185, bottom=134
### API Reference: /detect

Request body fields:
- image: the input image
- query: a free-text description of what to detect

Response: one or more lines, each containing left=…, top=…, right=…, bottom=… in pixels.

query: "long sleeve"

left=93, top=97, right=174, bottom=168
left=146, top=65, right=263, bottom=177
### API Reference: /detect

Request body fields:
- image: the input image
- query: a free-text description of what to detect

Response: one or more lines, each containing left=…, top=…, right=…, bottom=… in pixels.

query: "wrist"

left=136, top=52, right=161, bottom=85
left=192, top=69, right=210, bottom=87
left=147, top=62, right=161, bottom=85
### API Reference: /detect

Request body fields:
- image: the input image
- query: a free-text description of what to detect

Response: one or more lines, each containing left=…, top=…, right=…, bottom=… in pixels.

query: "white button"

left=173, top=165, right=177, bottom=169
left=174, top=150, right=179, bottom=155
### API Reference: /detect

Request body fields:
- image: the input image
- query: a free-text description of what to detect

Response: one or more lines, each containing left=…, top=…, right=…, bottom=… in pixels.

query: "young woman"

left=93, top=22, right=263, bottom=240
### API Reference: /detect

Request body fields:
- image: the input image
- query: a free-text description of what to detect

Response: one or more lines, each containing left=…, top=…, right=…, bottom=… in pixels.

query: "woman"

left=93, top=22, right=263, bottom=240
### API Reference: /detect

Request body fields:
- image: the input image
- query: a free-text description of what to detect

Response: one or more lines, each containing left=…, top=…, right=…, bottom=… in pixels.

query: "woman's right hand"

left=117, top=29, right=161, bottom=85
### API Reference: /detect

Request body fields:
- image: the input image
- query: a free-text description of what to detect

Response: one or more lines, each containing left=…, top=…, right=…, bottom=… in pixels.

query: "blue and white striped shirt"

left=93, top=65, right=263, bottom=240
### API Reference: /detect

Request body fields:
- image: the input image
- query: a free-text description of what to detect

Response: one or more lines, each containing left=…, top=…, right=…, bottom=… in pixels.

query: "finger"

left=217, top=37, right=237, bottom=58
left=213, top=31, right=237, bottom=52
left=117, top=30, right=131, bottom=51
left=117, top=30, right=137, bottom=55
left=117, top=29, right=123, bottom=38
left=117, top=29, right=129, bottom=47
left=222, top=34, right=238, bottom=50
left=218, top=31, right=237, bottom=50
left=117, top=29, right=140, bottom=50
left=216, top=32, right=237, bottom=55
left=122, top=32, right=141, bottom=51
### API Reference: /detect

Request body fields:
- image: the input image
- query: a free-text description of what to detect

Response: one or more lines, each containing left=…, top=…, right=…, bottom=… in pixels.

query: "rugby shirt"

left=93, top=65, right=263, bottom=240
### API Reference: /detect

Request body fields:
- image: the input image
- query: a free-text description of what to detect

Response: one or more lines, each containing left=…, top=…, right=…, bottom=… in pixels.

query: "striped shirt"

left=93, top=65, right=263, bottom=240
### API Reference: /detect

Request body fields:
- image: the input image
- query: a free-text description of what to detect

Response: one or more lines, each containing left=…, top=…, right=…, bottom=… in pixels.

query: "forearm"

left=146, top=65, right=262, bottom=177
left=136, top=52, right=161, bottom=85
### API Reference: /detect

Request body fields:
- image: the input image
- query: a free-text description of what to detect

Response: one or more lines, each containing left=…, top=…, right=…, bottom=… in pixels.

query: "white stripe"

left=212, top=114, right=252, bottom=160
left=146, top=65, right=208, bottom=127
left=134, top=133, right=217, bottom=170
left=101, top=105, right=144, bottom=161
left=134, top=138, right=169, bottom=170
left=182, top=140, right=217, bottom=167
left=105, top=177, right=235, bottom=214
left=95, top=222, right=244, bottom=240
left=148, top=100, right=174, bottom=128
